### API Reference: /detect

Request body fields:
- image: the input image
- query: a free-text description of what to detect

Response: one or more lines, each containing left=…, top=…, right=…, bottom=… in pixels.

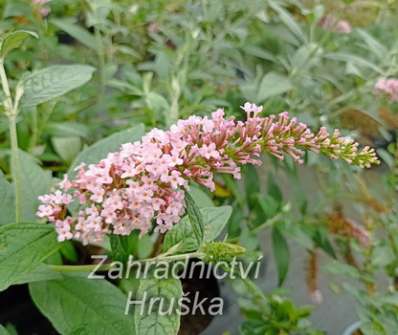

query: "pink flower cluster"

left=37, top=103, right=379, bottom=244
left=319, top=15, right=352, bottom=34
left=375, top=78, right=398, bottom=102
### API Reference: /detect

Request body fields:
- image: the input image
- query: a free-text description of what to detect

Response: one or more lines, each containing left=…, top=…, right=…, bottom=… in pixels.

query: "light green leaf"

left=0, top=223, right=60, bottom=291
left=69, top=124, right=145, bottom=173
left=0, top=171, right=15, bottom=225
left=163, top=206, right=232, bottom=253
left=51, top=19, right=97, bottom=50
left=18, top=150, right=54, bottom=222
left=134, top=277, right=182, bottom=335
left=324, top=53, right=383, bottom=74
left=30, top=276, right=136, bottom=335
left=0, top=30, right=38, bottom=58
left=20, top=65, right=95, bottom=108
left=189, top=186, right=213, bottom=208
left=11, top=264, right=62, bottom=285
left=52, top=136, right=81, bottom=163
left=356, top=29, right=387, bottom=60
left=257, top=72, right=292, bottom=102
left=268, top=1, right=306, bottom=43
left=0, top=325, right=9, bottom=335
left=46, top=122, right=90, bottom=139
left=272, top=226, right=289, bottom=286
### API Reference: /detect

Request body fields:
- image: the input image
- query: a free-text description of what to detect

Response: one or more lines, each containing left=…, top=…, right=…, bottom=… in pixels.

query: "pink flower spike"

left=37, top=102, right=379, bottom=244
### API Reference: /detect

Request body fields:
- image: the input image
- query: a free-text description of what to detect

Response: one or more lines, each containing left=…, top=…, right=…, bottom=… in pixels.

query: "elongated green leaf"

left=163, top=206, right=232, bottom=253
left=30, top=276, right=136, bottom=335
left=0, top=30, right=38, bottom=58
left=269, top=1, right=306, bottom=43
left=134, top=277, right=182, bottom=335
left=20, top=65, right=95, bottom=107
left=272, top=226, right=289, bottom=286
left=69, top=124, right=145, bottom=173
left=357, top=29, right=387, bottom=60
left=0, top=171, right=15, bottom=225
left=51, top=19, right=97, bottom=50
left=313, top=228, right=336, bottom=259
left=185, top=192, right=205, bottom=246
left=18, top=150, right=54, bottom=222
left=257, top=72, right=292, bottom=102
left=0, top=223, right=60, bottom=291
left=324, top=53, right=383, bottom=74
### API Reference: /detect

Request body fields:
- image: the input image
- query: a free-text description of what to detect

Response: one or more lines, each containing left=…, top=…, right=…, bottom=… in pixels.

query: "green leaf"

left=188, top=185, right=213, bottom=207
left=272, top=226, right=289, bottom=286
left=110, top=233, right=139, bottom=263
left=18, top=150, right=54, bottom=222
left=0, top=325, right=9, bottom=335
left=244, top=165, right=260, bottom=208
left=324, top=53, right=383, bottom=74
left=356, top=29, right=387, bottom=60
left=0, top=223, right=60, bottom=291
left=46, top=122, right=90, bottom=139
left=313, top=228, right=336, bottom=259
left=185, top=192, right=205, bottom=246
left=20, top=65, right=95, bottom=108
left=10, top=264, right=62, bottom=285
left=51, top=19, right=97, bottom=50
left=30, top=276, right=136, bottom=335
left=268, top=1, right=306, bottom=43
left=51, top=136, right=81, bottom=163
left=69, top=124, right=145, bottom=173
left=0, top=171, right=15, bottom=225
left=0, top=30, right=38, bottom=59
left=59, top=240, right=79, bottom=263
left=134, top=277, right=182, bottom=335
left=163, top=206, right=232, bottom=253
left=257, top=72, right=292, bottom=102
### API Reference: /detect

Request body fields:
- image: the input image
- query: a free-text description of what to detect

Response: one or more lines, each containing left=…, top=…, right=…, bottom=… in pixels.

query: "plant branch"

left=0, top=59, right=22, bottom=223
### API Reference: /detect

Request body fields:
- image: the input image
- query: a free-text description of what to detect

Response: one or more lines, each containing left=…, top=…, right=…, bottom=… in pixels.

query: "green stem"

left=9, top=115, right=22, bottom=223
left=95, top=27, right=106, bottom=109
left=49, top=263, right=112, bottom=272
left=49, top=251, right=204, bottom=273
left=29, top=108, right=39, bottom=151
left=0, top=59, right=22, bottom=223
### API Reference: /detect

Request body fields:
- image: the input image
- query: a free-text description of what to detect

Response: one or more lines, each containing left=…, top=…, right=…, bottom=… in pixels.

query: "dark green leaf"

left=272, top=226, right=289, bottom=286
left=313, top=228, right=336, bottom=259
left=110, top=233, right=139, bottom=263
